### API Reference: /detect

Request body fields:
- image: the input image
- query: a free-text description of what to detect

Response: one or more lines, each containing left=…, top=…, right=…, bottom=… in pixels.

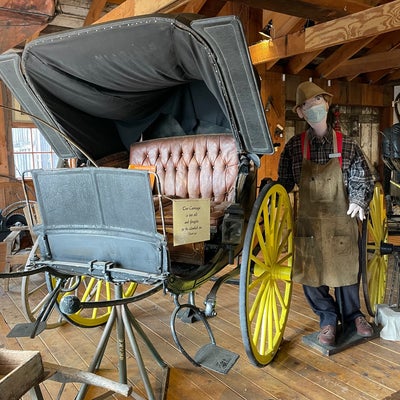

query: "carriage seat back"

left=31, top=168, right=168, bottom=283
left=129, top=134, right=239, bottom=202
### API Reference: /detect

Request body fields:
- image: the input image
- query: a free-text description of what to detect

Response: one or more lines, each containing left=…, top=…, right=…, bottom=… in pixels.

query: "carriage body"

left=2, top=13, right=273, bottom=289
left=0, top=14, right=294, bottom=369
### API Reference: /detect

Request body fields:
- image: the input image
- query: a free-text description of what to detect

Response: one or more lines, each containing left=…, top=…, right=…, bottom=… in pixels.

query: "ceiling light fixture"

left=259, top=19, right=274, bottom=40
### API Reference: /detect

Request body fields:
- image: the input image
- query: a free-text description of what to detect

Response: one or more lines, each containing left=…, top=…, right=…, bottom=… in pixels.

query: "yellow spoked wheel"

left=240, top=182, right=294, bottom=366
left=47, top=275, right=137, bottom=328
left=362, top=182, right=389, bottom=316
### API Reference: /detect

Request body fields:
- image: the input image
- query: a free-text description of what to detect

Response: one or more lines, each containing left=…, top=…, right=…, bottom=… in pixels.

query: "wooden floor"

left=1, top=260, right=400, bottom=400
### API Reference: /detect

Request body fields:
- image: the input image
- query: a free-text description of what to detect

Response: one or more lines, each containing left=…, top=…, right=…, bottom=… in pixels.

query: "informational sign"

left=172, top=198, right=210, bottom=246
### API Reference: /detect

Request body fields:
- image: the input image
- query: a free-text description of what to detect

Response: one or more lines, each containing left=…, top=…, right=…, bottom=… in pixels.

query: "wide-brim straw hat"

left=293, top=81, right=333, bottom=112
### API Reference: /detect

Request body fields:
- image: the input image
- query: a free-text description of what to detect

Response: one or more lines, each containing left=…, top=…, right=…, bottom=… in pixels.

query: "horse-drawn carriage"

left=0, top=12, right=390, bottom=399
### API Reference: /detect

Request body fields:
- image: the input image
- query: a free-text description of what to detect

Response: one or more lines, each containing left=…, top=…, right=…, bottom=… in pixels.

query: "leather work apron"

left=293, top=132, right=359, bottom=287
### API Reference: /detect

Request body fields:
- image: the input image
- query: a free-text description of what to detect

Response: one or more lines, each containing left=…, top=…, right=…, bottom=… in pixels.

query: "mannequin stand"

left=302, top=321, right=380, bottom=356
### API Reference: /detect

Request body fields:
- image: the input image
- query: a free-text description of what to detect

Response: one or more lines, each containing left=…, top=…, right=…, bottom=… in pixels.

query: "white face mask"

left=303, top=104, right=327, bottom=124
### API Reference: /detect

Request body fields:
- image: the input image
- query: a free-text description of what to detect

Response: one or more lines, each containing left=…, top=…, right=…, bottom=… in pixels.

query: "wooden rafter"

left=286, top=50, right=323, bottom=75
left=84, top=0, right=108, bottom=25
left=340, top=30, right=400, bottom=80
left=385, top=68, right=400, bottom=83
left=94, top=0, right=192, bottom=23
left=228, top=0, right=372, bottom=22
left=344, top=30, right=400, bottom=80
left=197, top=0, right=227, bottom=17
left=249, top=0, right=400, bottom=66
left=316, top=37, right=377, bottom=78
left=326, top=48, right=400, bottom=78
left=364, top=69, right=394, bottom=84
left=174, top=0, right=208, bottom=13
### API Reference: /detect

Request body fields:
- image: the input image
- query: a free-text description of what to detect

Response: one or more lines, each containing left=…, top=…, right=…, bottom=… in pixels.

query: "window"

left=12, top=127, right=59, bottom=178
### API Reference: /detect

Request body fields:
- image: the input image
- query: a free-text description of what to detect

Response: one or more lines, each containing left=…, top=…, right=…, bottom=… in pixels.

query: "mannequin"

left=278, top=81, right=374, bottom=346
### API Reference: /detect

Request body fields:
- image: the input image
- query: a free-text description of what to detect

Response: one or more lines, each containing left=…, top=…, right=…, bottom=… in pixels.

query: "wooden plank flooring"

left=1, top=261, right=400, bottom=399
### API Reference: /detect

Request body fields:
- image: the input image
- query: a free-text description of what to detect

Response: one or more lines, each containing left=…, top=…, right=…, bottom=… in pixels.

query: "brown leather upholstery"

left=129, top=134, right=239, bottom=203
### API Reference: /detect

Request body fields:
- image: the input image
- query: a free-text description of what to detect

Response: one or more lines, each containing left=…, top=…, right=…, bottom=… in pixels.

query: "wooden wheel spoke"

left=255, top=222, right=269, bottom=263
left=249, top=279, right=268, bottom=322
left=252, top=283, right=269, bottom=343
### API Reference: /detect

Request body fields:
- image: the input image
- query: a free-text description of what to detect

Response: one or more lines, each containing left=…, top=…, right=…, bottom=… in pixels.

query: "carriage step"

left=7, top=322, right=47, bottom=338
left=194, top=343, right=239, bottom=374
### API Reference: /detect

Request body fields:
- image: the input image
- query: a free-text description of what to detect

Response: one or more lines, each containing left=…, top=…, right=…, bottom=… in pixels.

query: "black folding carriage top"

left=0, top=13, right=273, bottom=162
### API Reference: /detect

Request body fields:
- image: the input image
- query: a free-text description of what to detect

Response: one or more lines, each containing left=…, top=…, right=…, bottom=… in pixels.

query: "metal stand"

left=75, top=284, right=169, bottom=400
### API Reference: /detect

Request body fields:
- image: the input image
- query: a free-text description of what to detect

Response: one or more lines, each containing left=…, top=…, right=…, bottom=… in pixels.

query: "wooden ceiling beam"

left=316, top=37, right=376, bottom=78
left=326, top=48, right=400, bottom=79
left=84, top=0, right=108, bottom=25
left=94, top=0, right=191, bottom=24
left=180, top=0, right=208, bottom=13
left=384, top=68, right=400, bottom=83
left=346, top=30, right=400, bottom=81
left=198, top=0, right=227, bottom=17
left=363, top=69, right=394, bottom=84
left=249, top=0, right=400, bottom=65
left=286, top=49, right=324, bottom=74
left=228, top=0, right=371, bottom=22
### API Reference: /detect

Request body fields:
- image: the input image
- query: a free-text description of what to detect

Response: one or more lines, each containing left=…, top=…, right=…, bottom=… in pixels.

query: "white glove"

left=347, top=203, right=365, bottom=220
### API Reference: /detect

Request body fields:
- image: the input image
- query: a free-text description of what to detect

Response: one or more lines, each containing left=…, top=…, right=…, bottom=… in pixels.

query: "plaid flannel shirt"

left=277, top=128, right=374, bottom=210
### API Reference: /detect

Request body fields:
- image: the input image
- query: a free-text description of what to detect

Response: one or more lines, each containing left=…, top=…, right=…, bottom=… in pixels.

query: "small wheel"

left=240, top=182, right=294, bottom=366
left=362, top=182, right=389, bottom=316
left=47, top=275, right=138, bottom=328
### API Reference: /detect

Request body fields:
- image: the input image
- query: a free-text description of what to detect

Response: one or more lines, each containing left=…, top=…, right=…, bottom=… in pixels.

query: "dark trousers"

left=303, top=283, right=364, bottom=327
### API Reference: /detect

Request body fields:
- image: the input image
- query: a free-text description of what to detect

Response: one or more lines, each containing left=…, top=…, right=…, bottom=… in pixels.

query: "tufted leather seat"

left=130, top=134, right=238, bottom=202
left=130, top=134, right=239, bottom=265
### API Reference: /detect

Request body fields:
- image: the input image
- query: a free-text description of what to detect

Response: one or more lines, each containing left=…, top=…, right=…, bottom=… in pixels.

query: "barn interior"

left=1, top=1, right=400, bottom=399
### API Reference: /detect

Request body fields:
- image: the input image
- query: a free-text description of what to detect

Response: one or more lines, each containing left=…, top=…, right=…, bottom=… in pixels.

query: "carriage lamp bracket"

left=222, top=204, right=244, bottom=245
left=222, top=204, right=244, bottom=264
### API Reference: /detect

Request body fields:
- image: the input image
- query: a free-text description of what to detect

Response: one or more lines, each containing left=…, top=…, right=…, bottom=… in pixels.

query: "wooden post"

left=0, top=85, right=11, bottom=178
left=258, top=69, right=286, bottom=183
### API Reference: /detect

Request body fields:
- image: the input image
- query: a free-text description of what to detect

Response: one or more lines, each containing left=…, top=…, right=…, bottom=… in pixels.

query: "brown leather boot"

left=355, top=316, right=373, bottom=337
left=318, top=325, right=336, bottom=346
